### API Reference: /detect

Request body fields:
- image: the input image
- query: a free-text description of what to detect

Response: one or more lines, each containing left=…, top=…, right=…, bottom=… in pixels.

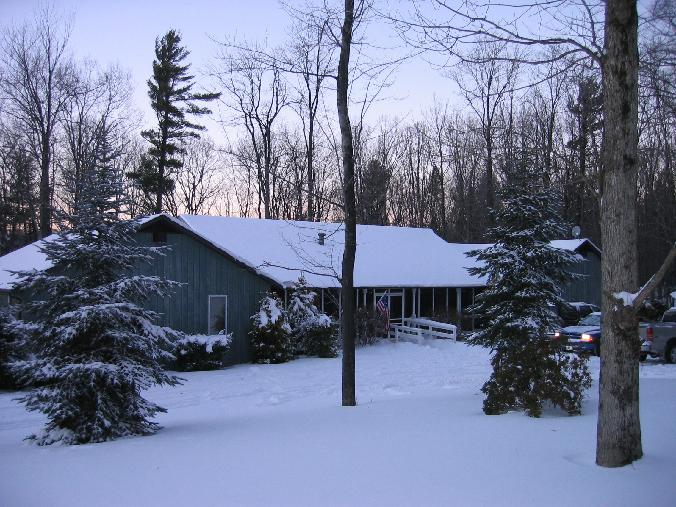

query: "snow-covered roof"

left=551, top=238, right=601, bottom=255
left=0, top=235, right=57, bottom=291
left=0, top=214, right=599, bottom=291
left=179, top=215, right=486, bottom=289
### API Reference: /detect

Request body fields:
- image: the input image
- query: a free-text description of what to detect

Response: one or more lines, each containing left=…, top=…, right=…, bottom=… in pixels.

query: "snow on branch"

left=613, top=241, right=676, bottom=310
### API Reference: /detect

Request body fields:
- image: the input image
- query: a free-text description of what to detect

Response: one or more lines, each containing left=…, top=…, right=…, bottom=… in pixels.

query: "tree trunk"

left=337, top=0, right=356, bottom=407
left=155, top=111, right=170, bottom=214
left=39, top=140, right=52, bottom=238
left=596, top=0, right=642, bottom=468
left=307, top=122, right=315, bottom=221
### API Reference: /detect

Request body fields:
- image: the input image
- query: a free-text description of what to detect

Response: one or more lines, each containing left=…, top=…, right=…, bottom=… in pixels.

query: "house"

left=551, top=239, right=602, bottom=306
left=0, top=214, right=601, bottom=364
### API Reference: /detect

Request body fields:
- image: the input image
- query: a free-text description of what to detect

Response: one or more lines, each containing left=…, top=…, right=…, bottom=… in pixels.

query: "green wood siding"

left=562, top=246, right=602, bottom=306
left=136, top=231, right=271, bottom=364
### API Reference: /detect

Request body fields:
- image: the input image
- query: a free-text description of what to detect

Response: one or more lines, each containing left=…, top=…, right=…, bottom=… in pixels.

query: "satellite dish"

left=572, top=225, right=581, bottom=238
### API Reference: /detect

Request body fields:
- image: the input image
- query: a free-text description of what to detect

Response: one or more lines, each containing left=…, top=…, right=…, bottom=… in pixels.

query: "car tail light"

left=646, top=327, right=654, bottom=342
left=581, top=333, right=594, bottom=342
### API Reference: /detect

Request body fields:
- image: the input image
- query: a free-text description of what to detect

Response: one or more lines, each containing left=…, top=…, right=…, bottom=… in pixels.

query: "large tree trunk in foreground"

left=338, top=0, right=356, bottom=407
left=596, top=0, right=642, bottom=468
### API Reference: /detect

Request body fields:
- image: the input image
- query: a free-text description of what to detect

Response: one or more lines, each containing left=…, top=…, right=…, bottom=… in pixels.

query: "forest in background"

left=0, top=1, right=674, bottom=291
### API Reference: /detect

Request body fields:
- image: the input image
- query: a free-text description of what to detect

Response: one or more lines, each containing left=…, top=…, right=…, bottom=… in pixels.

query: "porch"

left=283, top=286, right=480, bottom=334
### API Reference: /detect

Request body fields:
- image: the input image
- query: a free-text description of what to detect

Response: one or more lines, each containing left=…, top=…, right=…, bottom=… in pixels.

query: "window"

left=152, top=231, right=167, bottom=243
left=208, top=295, right=228, bottom=335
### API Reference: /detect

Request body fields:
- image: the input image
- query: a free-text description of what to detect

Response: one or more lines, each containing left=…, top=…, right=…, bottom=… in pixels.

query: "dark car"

left=555, top=312, right=602, bottom=355
left=557, top=312, right=653, bottom=357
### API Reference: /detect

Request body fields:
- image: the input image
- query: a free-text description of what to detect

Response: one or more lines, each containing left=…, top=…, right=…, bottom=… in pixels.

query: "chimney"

left=318, top=232, right=326, bottom=245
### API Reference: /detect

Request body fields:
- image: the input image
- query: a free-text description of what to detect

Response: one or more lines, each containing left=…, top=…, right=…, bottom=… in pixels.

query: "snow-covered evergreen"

left=466, top=166, right=591, bottom=417
left=12, top=129, right=181, bottom=445
left=287, top=276, right=336, bottom=357
left=0, top=309, right=31, bottom=389
left=250, top=294, right=293, bottom=364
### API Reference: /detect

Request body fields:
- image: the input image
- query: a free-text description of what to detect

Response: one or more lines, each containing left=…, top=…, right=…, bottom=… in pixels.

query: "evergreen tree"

left=287, top=277, right=336, bottom=358
left=250, top=294, right=293, bottom=364
left=13, top=129, right=181, bottom=445
left=466, top=167, right=591, bottom=417
left=131, top=29, right=220, bottom=214
left=0, top=309, right=30, bottom=389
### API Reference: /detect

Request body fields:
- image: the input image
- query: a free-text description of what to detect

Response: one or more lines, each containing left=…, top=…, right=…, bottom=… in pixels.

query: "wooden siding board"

left=562, top=248, right=602, bottom=306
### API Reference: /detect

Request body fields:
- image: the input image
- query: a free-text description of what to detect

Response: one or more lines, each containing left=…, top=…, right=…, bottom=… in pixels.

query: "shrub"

left=301, top=315, right=338, bottom=358
left=287, top=277, right=337, bottom=357
left=250, top=295, right=293, bottom=364
left=174, top=333, right=232, bottom=371
left=355, top=307, right=383, bottom=346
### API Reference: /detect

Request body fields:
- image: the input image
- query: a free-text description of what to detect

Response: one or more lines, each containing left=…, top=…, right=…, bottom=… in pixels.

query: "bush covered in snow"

left=287, top=277, right=337, bottom=358
left=250, top=295, right=293, bottom=364
left=173, top=333, right=232, bottom=371
left=466, top=166, right=591, bottom=417
left=301, top=316, right=337, bottom=358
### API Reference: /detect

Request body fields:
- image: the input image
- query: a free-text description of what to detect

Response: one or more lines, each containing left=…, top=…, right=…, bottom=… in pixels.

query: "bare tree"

left=59, top=62, right=133, bottom=220
left=286, top=15, right=336, bottom=221
left=172, top=137, right=225, bottom=215
left=0, top=128, right=40, bottom=250
left=337, top=0, right=359, bottom=407
left=215, top=43, right=289, bottom=219
left=595, top=0, right=642, bottom=467
left=0, top=5, right=74, bottom=237
left=453, top=43, right=519, bottom=228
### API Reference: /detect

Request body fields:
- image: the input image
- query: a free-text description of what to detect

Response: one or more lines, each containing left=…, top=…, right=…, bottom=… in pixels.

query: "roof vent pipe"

left=318, top=232, right=326, bottom=245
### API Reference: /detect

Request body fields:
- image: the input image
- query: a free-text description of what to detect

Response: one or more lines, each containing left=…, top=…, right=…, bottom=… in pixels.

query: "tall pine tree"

left=467, top=166, right=591, bottom=417
left=131, top=29, right=220, bottom=214
left=13, top=127, right=182, bottom=445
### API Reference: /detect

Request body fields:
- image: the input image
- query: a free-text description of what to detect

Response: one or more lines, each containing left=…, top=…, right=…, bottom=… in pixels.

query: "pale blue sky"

left=1, top=0, right=457, bottom=140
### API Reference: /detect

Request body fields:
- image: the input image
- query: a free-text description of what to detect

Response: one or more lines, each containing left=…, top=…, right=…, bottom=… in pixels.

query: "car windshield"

left=579, top=313, right=601, bottom=326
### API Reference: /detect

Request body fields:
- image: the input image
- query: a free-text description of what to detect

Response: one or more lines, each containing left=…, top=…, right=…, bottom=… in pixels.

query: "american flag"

left=377, top=292, right=390, bottom=331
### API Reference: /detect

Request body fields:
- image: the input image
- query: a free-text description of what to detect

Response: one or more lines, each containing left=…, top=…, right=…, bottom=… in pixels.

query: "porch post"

left=387, top=291, right=391, bottom=324
left=432, top=288, right=435, bottom=314
left=471, top=288, right=476, bottom=330
left=456, top=287, right=462, bottom=327
left=373, top=289, right=376, bottom=312
left=402, top=288, right=406, bottom=320
left=417, top=288, right=421, bottom=317
left=446, top=287, right=449, bottom=312
left=363, top=288, right=367, bottom=307
left=321, top=288, right=325, bottom=313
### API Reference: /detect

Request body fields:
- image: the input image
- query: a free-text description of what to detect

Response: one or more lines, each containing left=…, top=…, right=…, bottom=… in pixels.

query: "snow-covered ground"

left=1, top=340, right=675, bottom=506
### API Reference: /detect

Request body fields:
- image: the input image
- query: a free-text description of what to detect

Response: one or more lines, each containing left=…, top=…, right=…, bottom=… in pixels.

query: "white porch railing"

left=392, top=317, right=457, bottom=342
